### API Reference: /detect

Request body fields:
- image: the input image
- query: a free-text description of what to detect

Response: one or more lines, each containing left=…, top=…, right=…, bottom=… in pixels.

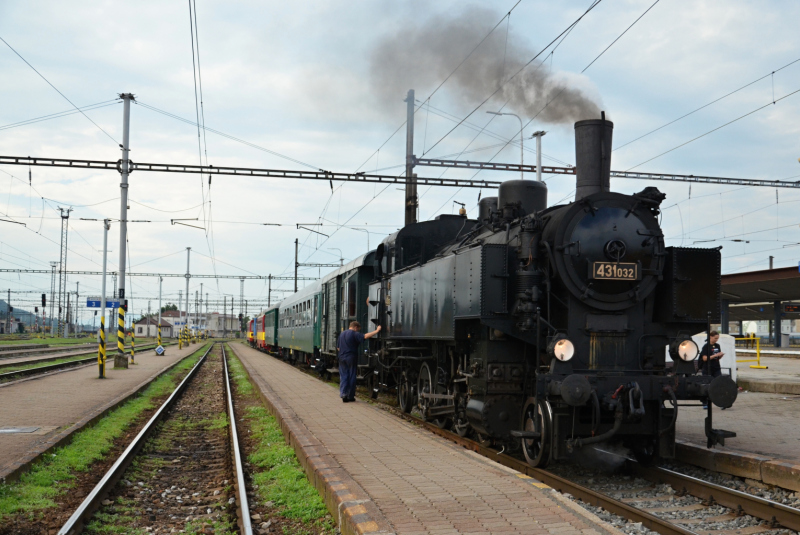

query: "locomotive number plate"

left=591, top=262, right=639, bottom=281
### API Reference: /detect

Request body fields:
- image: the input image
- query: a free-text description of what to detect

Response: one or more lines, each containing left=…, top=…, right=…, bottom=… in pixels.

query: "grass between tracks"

left=0, top=343, right=210, bottom=522
left=226, top=347, right=335, bottom=533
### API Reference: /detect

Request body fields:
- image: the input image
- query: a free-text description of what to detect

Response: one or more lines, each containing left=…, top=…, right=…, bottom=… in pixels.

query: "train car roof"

left=320, top=251, right=375, bottom=284
left=274, top=278, right=323, bottom=309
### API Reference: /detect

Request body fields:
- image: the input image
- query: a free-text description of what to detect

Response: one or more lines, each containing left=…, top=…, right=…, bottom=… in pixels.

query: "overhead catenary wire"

left=614, top=56, right=800, bottom=152
left=628, top=86, right=800, bottom=171
left=0, top=36, right=120, bottom=145
left=470, top=0, right=659, bottom=167
left=353, top=0, right=525, bottom=175
left=422, top=0, right=605, bottom=157
left=135, top=101, right=322, bottom=171
left=0, top=101, right=121, bottom=132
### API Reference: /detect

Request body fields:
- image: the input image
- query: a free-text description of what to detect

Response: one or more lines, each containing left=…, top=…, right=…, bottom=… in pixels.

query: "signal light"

left=42, top=294, right=46, bottom=307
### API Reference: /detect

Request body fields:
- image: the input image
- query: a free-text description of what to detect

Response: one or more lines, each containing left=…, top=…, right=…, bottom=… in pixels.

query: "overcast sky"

left=1, top=0, right=799, bottom=320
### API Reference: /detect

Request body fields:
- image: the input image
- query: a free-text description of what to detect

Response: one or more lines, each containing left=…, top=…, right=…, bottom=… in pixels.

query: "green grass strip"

left=0, top=343, right=211, bottom=521
left=226, top=346, right=334, bottom=531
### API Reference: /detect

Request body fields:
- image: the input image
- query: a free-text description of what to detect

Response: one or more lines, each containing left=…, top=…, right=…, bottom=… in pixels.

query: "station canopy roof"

left=721, top=266, right=800, bottom=321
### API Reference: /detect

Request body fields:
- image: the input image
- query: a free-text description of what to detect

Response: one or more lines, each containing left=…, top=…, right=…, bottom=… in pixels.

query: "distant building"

left=161, top=310, right=239, bottom=337
left=134, top=317, right=173, bottom=339
left=0, top=317, right=24, bottom=334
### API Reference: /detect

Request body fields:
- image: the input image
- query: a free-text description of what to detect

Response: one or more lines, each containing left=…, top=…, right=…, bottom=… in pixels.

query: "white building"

left=134, top=317, right=173, bottom=339
left=161, top=310, right=239, bottom=337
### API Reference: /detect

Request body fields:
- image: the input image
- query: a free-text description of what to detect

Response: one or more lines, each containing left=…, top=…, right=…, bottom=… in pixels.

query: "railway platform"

left=675, top=358, right=800, bottom=491
left=0, top=343, right=202, bottom=481
left=229, top=343, right=621, bottom=535
left=735, top=355, right=800, bottom=394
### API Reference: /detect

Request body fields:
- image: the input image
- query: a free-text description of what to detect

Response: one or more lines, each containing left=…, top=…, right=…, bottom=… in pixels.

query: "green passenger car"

left=276, top=280, right=322, bottom=362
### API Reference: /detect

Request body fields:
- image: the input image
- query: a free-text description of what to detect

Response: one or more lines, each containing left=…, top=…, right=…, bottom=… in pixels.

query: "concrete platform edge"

left=228, top=343, right=395, bottom=535
left=676, top=440, right=800, bottom=492
left=0, top=346, right=201, bottom=484
left=737, top=378, right=800, bottom=395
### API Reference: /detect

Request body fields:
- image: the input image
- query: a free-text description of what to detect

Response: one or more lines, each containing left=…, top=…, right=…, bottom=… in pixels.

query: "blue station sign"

left=86, top=296, right=121, bottom=309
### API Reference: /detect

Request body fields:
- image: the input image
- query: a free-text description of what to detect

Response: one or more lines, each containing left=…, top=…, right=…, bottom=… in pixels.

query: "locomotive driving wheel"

left=418, top=363, right=452, bottom=428
left=398, top=370, right=414, bottom=413
left=521, top=398, right=552, bottom=468
left=418, top=363, right=434, bottom=417
left=365, top=369, right=379, bottom=399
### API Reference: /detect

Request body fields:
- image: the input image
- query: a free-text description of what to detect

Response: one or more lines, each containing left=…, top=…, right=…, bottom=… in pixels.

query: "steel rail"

left=0, top=342, right=168, bottom=368
left=57, top=343, right=214, bottom=535
left=0, top=343, right=170, bottom=380
left=0, top=343, right=96, bottom=358
left=635, top=464, right=800, bottom=531
left=222, top=343, right=254, bottom=535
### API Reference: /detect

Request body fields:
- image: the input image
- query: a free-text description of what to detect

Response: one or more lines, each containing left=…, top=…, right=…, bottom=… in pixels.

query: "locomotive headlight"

left=670, top=337, right=699, bottom=361
left=548, top=337, right=575, bottom=361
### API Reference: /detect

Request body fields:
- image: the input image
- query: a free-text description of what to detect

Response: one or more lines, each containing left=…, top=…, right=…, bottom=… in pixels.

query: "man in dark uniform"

left=699, top=330, right=724, bottom=378
left=337, top=321, right=381, bottom=402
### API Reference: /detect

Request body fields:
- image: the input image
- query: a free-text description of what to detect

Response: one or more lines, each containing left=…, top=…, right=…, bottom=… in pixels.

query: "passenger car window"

left=348, top=280, right=357, bottom=317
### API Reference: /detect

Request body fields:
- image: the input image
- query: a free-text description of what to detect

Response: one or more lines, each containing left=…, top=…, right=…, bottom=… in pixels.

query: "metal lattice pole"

left=57, top=207, right=72, bottom=337
left=184, top=248, right=191, bottom=341
left=49, top=262, right=57, bottom=337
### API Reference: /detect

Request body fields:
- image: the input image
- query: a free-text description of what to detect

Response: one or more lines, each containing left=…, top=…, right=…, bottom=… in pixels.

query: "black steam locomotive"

left=259, top=115, right=738, bottom=467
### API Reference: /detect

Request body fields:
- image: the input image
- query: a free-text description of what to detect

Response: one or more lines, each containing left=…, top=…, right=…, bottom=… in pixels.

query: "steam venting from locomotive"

left=370, top=6, right=601, bottom=124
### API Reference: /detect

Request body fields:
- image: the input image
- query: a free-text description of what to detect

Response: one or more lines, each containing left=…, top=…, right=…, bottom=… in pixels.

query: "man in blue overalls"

left=337, top=321, right=381, bottom=403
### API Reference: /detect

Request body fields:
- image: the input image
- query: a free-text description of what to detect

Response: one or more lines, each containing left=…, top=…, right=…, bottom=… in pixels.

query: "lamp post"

left=531, top=131, right=546, bottom=182
left=351, top=228, right=371, bottom=250
left=328, top=248, right=344, bottom=266
left=487, top=111, right=524, bottom=180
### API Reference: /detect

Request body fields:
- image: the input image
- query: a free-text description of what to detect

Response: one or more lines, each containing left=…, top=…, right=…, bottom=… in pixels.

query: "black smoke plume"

left=370, top=6, right=601, bottom=125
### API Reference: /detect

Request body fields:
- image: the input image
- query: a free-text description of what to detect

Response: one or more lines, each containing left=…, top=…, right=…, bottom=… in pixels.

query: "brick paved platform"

left=229, top=343, right=621, bottom=535
left=0, top=342, right=202, bottom=481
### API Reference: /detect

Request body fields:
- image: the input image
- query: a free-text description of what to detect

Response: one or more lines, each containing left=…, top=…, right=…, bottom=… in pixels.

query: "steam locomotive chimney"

left=574, top=112, right=613, bottom=201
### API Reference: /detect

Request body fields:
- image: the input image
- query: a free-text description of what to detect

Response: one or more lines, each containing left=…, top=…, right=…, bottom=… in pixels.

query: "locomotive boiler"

left=365, top=114, right=738, bottom=466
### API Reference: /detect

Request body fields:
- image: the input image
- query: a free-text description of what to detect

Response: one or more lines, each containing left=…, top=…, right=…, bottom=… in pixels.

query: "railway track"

left=57, top=342, right=252, bottom=535
left=0, top=342, right=176, bottom=382
left=0, top=343, right=96, bottom=360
